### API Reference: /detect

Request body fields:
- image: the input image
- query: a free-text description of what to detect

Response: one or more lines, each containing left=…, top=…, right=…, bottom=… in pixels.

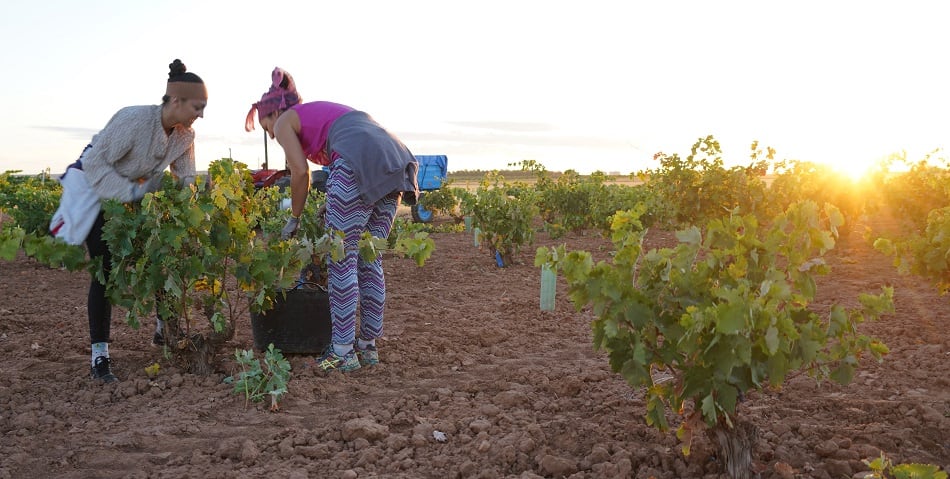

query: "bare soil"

left=1, top=214, right=947, bottom=479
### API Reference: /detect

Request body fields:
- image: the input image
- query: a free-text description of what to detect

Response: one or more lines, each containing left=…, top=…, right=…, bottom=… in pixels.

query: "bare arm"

left=274, top=110, right=310, bottom=218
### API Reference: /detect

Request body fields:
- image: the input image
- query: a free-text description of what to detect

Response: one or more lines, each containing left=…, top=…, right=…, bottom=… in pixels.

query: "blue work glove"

left=130, top=175, right=162, bottom=202
left=130, top=182, right=150, bottom=201
left=281, top=216, right=300, bottom=240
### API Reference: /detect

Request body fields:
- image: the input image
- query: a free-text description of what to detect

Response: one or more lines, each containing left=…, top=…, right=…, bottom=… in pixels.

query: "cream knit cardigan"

left=82, top=104, right=196, bottom=202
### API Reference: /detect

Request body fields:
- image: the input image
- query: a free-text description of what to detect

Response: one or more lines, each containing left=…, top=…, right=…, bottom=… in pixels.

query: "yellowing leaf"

left=144, top=363, right=160, bottom=378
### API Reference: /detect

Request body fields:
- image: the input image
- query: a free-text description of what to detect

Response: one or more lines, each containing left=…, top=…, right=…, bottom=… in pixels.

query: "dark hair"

left=163, top=59, right=204, bottom=104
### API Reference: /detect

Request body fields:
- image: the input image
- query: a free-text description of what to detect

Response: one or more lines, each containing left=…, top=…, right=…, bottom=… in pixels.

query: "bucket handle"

left=291, top=280, right=327, bottom=293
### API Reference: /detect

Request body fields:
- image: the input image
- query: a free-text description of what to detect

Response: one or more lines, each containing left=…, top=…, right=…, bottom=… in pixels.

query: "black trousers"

left=85, top=212, right=111, bottom=344
left=85, top=211, right=171, bottom=344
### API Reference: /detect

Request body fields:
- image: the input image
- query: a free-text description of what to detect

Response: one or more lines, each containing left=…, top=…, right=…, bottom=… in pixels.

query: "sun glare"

left=828, top=149, right=937, bottom=181
left=832, top=158, right=878, bottom=181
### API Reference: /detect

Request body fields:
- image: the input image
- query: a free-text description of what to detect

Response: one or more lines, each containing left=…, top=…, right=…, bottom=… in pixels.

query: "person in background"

left=245, top=67, right=418, bottom=372
left=78, top=59, right=207, bottom=382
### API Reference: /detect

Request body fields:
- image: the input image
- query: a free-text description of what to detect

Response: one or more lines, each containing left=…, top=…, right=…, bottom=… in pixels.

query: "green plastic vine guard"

left=540, top=264, right=556, bottom=311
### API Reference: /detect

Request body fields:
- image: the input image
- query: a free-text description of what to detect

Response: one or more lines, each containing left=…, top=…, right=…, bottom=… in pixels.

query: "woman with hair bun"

left=245, top=67, right=418, bottom=373
left=72, top=59, right=208, bottom=382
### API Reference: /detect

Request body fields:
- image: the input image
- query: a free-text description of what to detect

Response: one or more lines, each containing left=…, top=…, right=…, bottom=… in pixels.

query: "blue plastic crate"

left=415, top=155, right=448, bottom=191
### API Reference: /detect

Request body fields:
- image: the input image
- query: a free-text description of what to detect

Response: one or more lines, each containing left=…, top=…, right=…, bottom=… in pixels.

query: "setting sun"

left=826, top=157, right=881, bottom=181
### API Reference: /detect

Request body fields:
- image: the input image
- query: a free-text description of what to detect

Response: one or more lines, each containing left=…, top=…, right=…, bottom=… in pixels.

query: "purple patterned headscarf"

left=244, top=67, right=301, bottom=132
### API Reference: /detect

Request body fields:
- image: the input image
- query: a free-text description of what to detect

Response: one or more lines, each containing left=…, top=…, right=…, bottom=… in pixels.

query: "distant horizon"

left=2, top=157, right=917, bottom=181
left=4, top=133, right=939, bottom=179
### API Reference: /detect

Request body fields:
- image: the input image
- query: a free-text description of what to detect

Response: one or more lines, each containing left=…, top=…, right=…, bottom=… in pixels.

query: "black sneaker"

left=91, top=356, right=118, bottom=383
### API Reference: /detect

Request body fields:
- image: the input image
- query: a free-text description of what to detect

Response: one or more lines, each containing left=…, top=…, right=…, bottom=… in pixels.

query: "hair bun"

left=168, top=59, right=187, bottom=79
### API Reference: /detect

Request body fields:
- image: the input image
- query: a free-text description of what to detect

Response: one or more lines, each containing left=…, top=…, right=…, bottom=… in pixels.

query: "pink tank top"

left=290, top=101, right=354, bottom=166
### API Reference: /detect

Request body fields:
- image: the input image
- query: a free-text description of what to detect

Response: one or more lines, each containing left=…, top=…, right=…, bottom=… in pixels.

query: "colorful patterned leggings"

left=324, top=158, right=398, bottom=346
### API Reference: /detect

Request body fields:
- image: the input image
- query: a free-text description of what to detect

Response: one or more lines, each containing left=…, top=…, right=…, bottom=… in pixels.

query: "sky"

left=1, top=1, right=947, bottom=177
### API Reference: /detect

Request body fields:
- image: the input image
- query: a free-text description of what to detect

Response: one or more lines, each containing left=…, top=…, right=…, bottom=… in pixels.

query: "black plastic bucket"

left=250, top=282, right=332, bottom=354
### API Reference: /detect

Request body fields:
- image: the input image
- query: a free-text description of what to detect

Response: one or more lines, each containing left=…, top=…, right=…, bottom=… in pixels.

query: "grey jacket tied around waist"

left=327, top=111, right=419, bottom=205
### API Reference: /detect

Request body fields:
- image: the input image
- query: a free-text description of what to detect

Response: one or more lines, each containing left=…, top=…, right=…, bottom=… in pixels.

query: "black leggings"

left=85, top=212, right=112, bottom=344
